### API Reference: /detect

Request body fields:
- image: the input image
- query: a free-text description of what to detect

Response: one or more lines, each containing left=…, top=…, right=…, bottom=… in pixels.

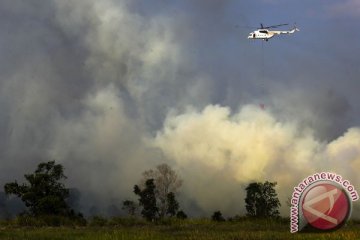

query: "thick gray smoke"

left=0, top=0, right=359, bottom=217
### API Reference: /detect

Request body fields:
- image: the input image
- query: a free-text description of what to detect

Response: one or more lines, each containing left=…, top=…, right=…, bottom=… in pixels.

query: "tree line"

left=3, top=161, right=281, bottom=224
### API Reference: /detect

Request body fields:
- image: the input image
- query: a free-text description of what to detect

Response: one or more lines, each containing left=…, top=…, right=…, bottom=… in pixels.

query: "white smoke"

left=153, top=104, right=360, bottom=215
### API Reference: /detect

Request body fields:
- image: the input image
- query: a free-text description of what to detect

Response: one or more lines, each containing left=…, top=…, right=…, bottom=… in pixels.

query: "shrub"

left=89, top=216, right=108, bottom=227
left=211, top=211, right=225, bottom=222
left=14, top=214, right=86, bottom=227
left=176, top=210, right=187, bottom=219
left=107, top=217, right=148, bottom=227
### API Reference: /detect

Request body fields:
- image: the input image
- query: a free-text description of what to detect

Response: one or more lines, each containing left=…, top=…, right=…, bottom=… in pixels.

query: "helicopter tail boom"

left=274, top=27, right=300, bottom=35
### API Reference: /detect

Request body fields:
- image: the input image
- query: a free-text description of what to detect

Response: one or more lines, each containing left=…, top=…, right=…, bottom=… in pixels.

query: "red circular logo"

left=301, top=183, right=350, bottom=230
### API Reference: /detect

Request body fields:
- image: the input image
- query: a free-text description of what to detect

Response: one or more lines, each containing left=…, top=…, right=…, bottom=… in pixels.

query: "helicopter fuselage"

left=248, top=30, right=274, bottom=41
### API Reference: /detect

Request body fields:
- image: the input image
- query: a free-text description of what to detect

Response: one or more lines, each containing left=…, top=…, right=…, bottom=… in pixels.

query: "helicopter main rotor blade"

left=265, top=23, right=289, bottom=29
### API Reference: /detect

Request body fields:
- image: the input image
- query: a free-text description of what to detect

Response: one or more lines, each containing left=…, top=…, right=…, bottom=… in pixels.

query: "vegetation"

left=4, top=161, right=70, bottom=216
left=4, top=161, right=84, bottom=223
left=0, top=218, right=358, bottom=240
left=134, top=179, right=158, bottom=221
left=122, top=200, right=138, bottom=216
left=2, top=161, right=358, bottom=239
left=130, top=164, right=186, bottom=221
left=141, top=163, right=183, bottom=218
left=166, top=192, right=179, bottom=217
left=211, top=210, right=225, bottom=222
left=245, top=181, right=281, bottom=218
left=176, top=210, right=187, bottom=219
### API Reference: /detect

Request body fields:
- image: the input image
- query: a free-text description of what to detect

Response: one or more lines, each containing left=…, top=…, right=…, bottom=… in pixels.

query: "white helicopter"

left=248, top=23, right=299, bottom=41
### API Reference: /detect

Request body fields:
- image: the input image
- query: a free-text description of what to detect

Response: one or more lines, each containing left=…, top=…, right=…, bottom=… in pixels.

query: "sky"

left=0, top=0, right=359, bottom=217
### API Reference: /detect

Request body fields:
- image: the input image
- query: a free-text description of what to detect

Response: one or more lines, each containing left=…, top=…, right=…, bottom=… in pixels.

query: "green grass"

left=0, top=218, right=358, bottom=240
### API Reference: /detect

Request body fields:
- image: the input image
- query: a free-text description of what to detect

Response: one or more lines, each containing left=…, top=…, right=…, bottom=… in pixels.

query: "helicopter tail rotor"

left=293, top=22, right=300, bottom=31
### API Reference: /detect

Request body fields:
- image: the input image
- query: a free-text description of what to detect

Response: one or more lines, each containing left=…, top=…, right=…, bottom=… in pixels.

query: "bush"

left=176, top=210, right=187, bottom=219
left=107, top=217, right=148, bottom=227
left=14, top=214, right=86, bottom=227
left=211, top=211, right=225, bottom=222
left=89, top=216, right=108, bottom=227
left=15, top=215, right=44, bottom=227
left=227, top=215, right=245, bottom=222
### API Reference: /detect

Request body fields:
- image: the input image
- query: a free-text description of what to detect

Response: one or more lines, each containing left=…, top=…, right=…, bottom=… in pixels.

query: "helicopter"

left=247, top=23, right=299, bottom=41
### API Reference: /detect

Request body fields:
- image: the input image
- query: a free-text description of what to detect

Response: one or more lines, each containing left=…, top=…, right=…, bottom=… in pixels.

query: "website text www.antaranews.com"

left=290, top=172, right=359, bottom=233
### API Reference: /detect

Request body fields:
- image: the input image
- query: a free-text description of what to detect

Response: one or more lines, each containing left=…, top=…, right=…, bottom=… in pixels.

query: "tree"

left=141, top=163, right=182, bottom=218
left=4, top=161, right=77, bottom=217
left=211, top=210, right=225, bottom=221
left=245, top=181, right=281, bottom=218
left=134, top=179, right=158, bottom=221
left=122, top=200, right=138, bottom=216
left=166, top=192, right=179, bottom=217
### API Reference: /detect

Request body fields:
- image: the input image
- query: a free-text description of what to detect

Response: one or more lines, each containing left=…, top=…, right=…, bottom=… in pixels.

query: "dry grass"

left=0, top=218, right=358, bottom=240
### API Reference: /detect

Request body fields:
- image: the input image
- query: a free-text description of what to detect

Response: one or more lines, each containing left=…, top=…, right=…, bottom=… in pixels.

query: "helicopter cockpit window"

left=259, top=30, right=268, bottom=34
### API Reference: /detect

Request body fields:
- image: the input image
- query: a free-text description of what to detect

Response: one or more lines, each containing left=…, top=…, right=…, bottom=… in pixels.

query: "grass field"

left=0, top=218, right=359, bottom=240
